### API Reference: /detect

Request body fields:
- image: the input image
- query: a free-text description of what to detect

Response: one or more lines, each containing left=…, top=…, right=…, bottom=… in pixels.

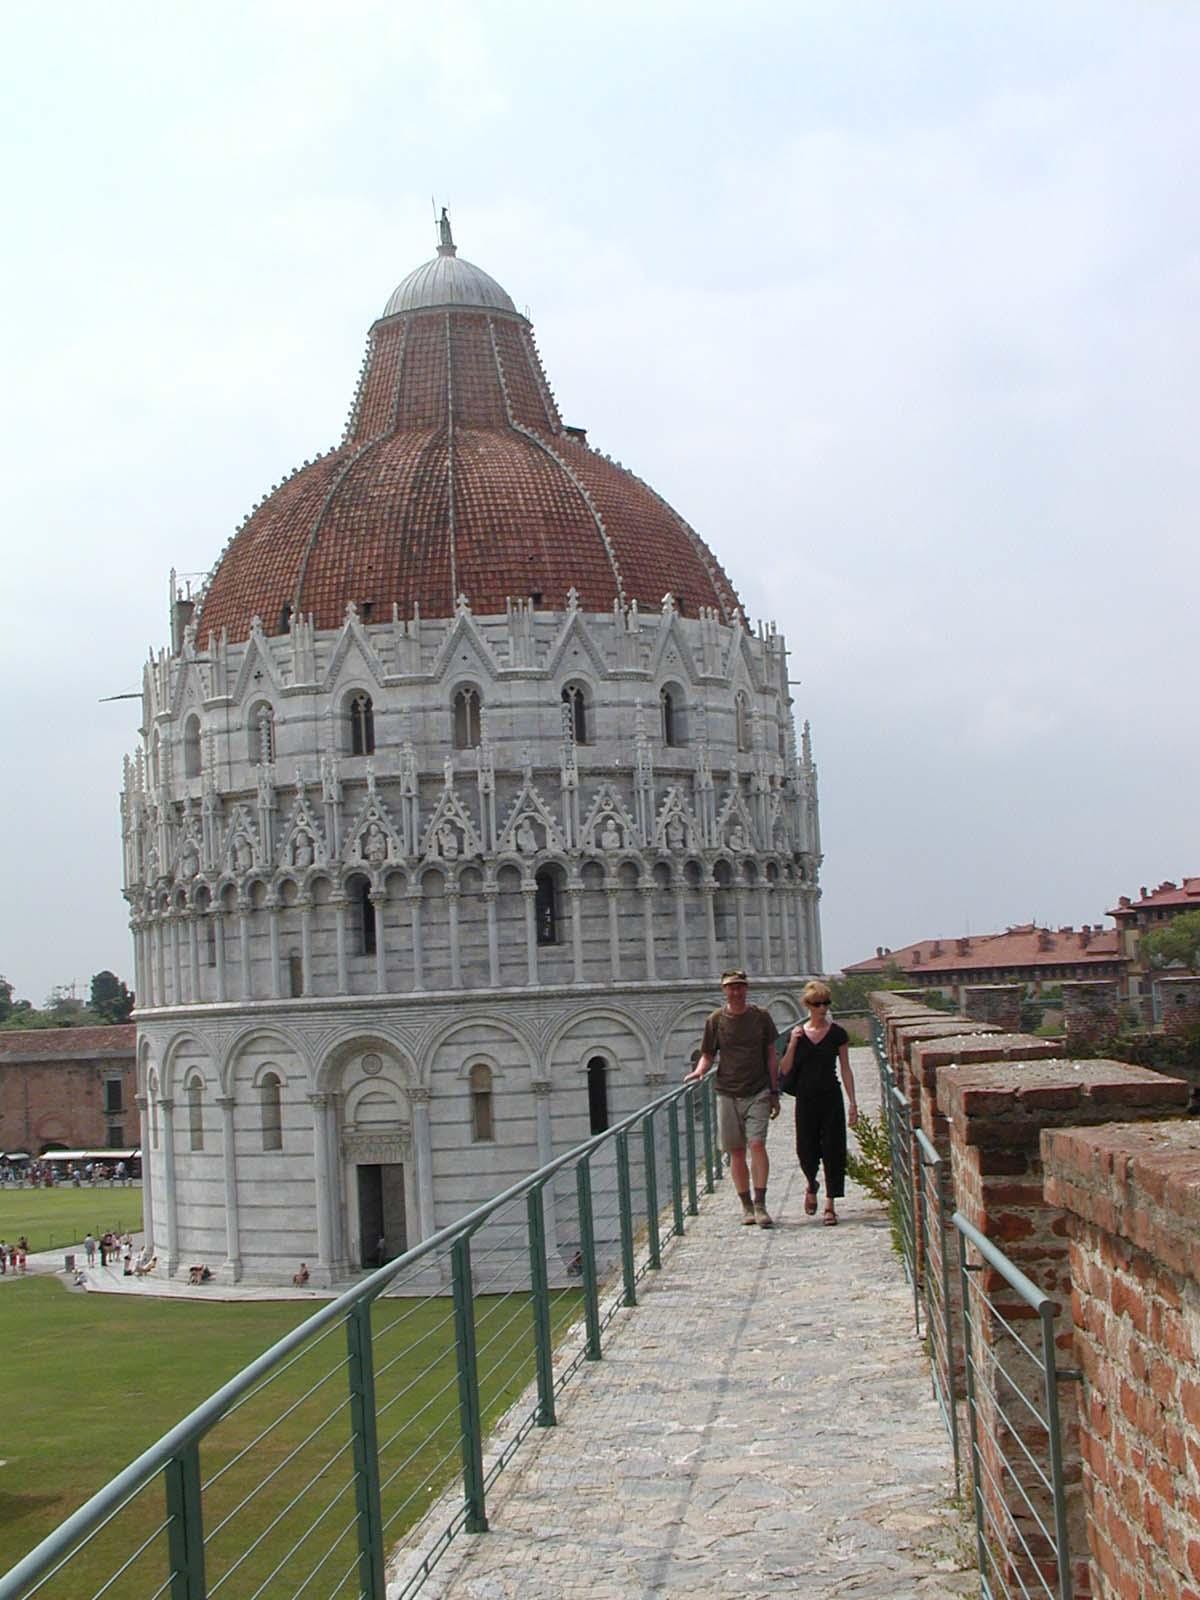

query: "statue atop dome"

left=437, top=207, right=456, bottom=258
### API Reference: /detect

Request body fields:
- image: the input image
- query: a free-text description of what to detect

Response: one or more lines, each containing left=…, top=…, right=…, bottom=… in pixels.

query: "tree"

left=0, top=975, right=12, bottom=1022
left=89, top=971, right=135, bottom=1024
left=1142, top=911, right=1200, bottom=975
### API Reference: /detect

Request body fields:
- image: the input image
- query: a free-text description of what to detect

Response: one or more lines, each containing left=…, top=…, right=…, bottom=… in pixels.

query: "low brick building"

left=0, top=1026, right=137, bottom=1154
left=845, top=921, right=1125, bottom=1003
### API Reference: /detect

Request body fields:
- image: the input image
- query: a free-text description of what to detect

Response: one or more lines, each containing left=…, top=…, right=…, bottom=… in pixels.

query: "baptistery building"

left=122, top=216, right=823, bottom=1284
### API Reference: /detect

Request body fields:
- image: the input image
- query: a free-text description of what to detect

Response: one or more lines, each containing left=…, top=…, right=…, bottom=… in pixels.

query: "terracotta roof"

left=1109, top=878, right=1200, bottom=917
left=197, top=235, right=742, bottom=642
left=0, top=1025, right=136, bottom=1062
left=845, top=922, right=1121, bottom=976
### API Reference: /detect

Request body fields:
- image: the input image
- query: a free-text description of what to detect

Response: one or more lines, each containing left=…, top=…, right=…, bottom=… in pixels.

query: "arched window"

left=535, top=868, right=559, bottom=945
left=249, top=702, right=275, bottom=766
left=660, top=685, right=687, bottom=748
left=260, top=1072, right=283, bottom=1152
left=183, top=715, right=202, bottom=778
left=350, top=876, right=376, bottom=956
left=470, top=1064, right=494, bottom=1142
left=735, top=692, right=751, bottom=753
left=187, top=1076, right=204, bottom=1151
left=562, top=683, right=589, bottom=745
left=350, top=693, right=375, bottom=757
left=587, top=1056, right=609, bottom=1135
left=453, top=686, right=482, bottom=749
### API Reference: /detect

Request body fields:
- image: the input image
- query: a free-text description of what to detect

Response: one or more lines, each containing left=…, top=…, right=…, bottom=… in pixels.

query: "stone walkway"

left=400, top=1050, right=976, bottom=1600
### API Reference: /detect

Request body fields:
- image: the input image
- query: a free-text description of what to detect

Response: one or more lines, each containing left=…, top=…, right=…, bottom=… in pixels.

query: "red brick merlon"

left=940, top=1060, right=1189, bottom=1153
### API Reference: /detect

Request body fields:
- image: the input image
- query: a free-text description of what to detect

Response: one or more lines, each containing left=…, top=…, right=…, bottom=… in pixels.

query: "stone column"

left=607, top=888, right=621, bottom=980
left=214, top=910, right=227, bottom=1001
left=238, top=900, right=252, bottom=999
left=758, top=885, right=773, bottom=975
left=372, top=893, right=387, bottom=993
left=447, top=888, right=462, bottom=988
left=268, top=902, right=283, bottom=999
left=570, top=886, right=584, bottom=983
left=674, top=886, right=689, bottom=978
left=169, top=916, right=183, bottom=1005
left=299, top=899, right=313, bottom=995
left=333, top=894, right=348, bottom=992
left=216, top=1095, right=241, bottom=1282
left=308, top=1093, right=335, bottom=1286
left=158, top=1097, right=179, bottom=1273
left=407, top=889, right=424, bottom=991
left=410, top=1086, right=436, bottom=1243
left=704, top=885, right=718, bottom=975
left=155, top=915, right=166, bottom=1008
left=641, top=886, right=657, bottom=981
left=136, top=1093, right=155, bottom=1252
left=524, top=886, right=538, bottom=985
left=187, top=913, right=200, bottom=1002
left=325, top=1091, right=346, bottom=1272
left=484, top=888, right=500, bottom=987
left=779, top=883, right=793, bottom=974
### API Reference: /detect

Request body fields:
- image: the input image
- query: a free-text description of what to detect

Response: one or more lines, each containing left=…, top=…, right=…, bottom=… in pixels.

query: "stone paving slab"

left=397, top=1050, right=975, bottom=1599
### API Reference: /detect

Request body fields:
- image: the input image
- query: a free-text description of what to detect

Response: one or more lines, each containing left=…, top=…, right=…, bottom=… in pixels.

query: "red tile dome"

left=197, top=220, right=742, bottom=641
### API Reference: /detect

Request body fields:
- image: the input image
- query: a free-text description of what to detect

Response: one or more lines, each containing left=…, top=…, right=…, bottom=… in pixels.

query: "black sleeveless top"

left=785, top=1022, right=848, bottom=1096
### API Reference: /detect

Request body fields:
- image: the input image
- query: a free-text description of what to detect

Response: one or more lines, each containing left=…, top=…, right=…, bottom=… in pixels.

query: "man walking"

left=685, top=969, right=779, bottom=1227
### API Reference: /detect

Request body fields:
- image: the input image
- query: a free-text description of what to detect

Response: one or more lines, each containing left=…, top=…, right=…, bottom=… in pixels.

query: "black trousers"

left=794, top=1091, right=847, bottom=1198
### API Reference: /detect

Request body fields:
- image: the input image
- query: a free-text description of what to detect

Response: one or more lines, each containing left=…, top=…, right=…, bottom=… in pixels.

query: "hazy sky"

left=2, top=1, right=1198, bottom=1005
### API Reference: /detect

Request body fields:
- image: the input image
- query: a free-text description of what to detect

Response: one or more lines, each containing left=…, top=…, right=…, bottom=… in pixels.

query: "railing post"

left=956, top=1228, right=990, bottom=1591
left=700, top=1082, right=716, bottom=1193
left=1042, top=1302, right=1075, bottom=1600
left=684, top=1095, right=699, bottom=1216
left=450, top=1236, right=488, bottom=1533
left=616, top=1130, right=637, bottom=1307
left=163, top=1441, right=206, bottom=1600
left=345, top=1300, right=387, bottom=1599
left=575, top=1158, right=602, bottom=1359
left=668, top=1099, right=684, bottom=1236
left=642, top=1114, right=661, bottom=1270
left=526, top=1185, right=556, bottom=1427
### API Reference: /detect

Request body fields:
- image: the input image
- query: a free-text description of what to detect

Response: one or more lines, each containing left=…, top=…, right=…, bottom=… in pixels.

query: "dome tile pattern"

left=197, top=231, right=741, bottom=640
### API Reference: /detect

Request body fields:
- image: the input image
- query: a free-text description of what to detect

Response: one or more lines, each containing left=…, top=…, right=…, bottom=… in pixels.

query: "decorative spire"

left=437, top=207, right=456, bottom=258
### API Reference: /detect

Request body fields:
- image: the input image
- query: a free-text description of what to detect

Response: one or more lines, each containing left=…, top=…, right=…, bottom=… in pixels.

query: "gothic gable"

left=579, top=783, right=642, bottom=854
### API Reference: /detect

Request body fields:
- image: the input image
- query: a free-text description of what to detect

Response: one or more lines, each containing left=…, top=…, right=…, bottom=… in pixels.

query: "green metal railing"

left=955, top=1212, right=1076, bottom=1600
left=915, top=1127, right=960, bottom=1495
left=0, top=1076, right=720, bottom=1600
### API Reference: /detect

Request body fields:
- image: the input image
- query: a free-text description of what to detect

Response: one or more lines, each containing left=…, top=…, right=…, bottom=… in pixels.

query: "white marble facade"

left=124, top=592, right=822, bottom=1283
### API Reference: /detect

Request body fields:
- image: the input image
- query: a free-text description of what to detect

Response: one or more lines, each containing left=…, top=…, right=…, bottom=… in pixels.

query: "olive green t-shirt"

left=700, top=1005, right=777, bottom=1097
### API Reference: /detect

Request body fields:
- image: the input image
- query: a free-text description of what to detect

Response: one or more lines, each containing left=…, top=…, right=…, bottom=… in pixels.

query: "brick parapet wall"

left=962, top=984, right=1024, bottom=1030
left=1043, top=1121, right=1200, bottom=1600
left=1156, top=978, right=1200, bottom=1038
left=941, top=1061, right=1189, bottom=1598
left=1062, top=982, right=1121, bottom=1046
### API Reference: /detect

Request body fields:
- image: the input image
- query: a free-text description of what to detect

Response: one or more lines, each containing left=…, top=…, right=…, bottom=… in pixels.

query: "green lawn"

left=1, top=1274, right=581, bottom=1596
left=0, top=1186, right=143, bottom=1253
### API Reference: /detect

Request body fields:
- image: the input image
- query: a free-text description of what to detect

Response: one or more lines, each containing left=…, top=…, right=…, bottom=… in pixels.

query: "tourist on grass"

left=683, top=968, right=780, bottom=1228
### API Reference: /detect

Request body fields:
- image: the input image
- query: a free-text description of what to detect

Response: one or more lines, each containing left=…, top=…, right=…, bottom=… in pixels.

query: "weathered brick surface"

left=1044, top=1121, right=1200, bottom=1600
left=944, top=1060, right=1189, bottom=1599
left=1157, top=978, right=1200, bottom=1038
left=0, top=1027, right=137, bottom=1152
left=962, top=984, right=1023, bottom=1030
left=1062, top=981, right=1120, bottom=1045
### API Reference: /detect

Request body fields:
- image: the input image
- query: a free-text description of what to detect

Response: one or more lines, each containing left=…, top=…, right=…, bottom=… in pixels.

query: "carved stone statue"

left=516, top=818, right=538, bottom=856
left=179, top=842, right=200, bottom=880
left=292, top=832, right=314, bottom=869
left=728, top=824, right=746, bottom=853
left=363, top=822, right=387, bottom=866
left=233, top=835, right=253, bottom=874
left=666, top=817, right=686, bottom=852
left=600, top=818, right=622, bottom=852
left=438, top=823, right=460, bottom=861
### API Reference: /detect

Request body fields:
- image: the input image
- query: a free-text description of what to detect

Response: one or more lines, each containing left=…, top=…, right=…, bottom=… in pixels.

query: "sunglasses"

left=809, top=999, right=830, bottom=1007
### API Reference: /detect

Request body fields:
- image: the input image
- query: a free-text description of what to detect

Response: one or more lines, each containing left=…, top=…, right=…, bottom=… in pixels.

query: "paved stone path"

left=399, top=1050, right=976, bottom=1600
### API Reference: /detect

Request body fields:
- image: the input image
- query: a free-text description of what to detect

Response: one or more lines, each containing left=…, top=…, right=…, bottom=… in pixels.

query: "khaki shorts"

left=717, top=1088, right=772, bottom=1152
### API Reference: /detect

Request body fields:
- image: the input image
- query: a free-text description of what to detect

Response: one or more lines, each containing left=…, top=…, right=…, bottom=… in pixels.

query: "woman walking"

left=778, top=980, right=858, bottom=1224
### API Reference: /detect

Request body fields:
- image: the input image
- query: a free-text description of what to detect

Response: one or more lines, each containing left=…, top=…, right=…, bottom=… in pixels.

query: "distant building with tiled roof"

left=844, top=922, right=1124, bottom=1000
left=1109, top=878, right=1200, bottom=1008
left=0, top=1026, right=135, bottom=1153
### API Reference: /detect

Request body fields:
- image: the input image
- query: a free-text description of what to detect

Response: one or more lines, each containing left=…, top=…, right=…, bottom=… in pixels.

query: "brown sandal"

left=823, top=1210, right=838, bottom=1226
left=804, top=1189, right=818, bottom=1215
